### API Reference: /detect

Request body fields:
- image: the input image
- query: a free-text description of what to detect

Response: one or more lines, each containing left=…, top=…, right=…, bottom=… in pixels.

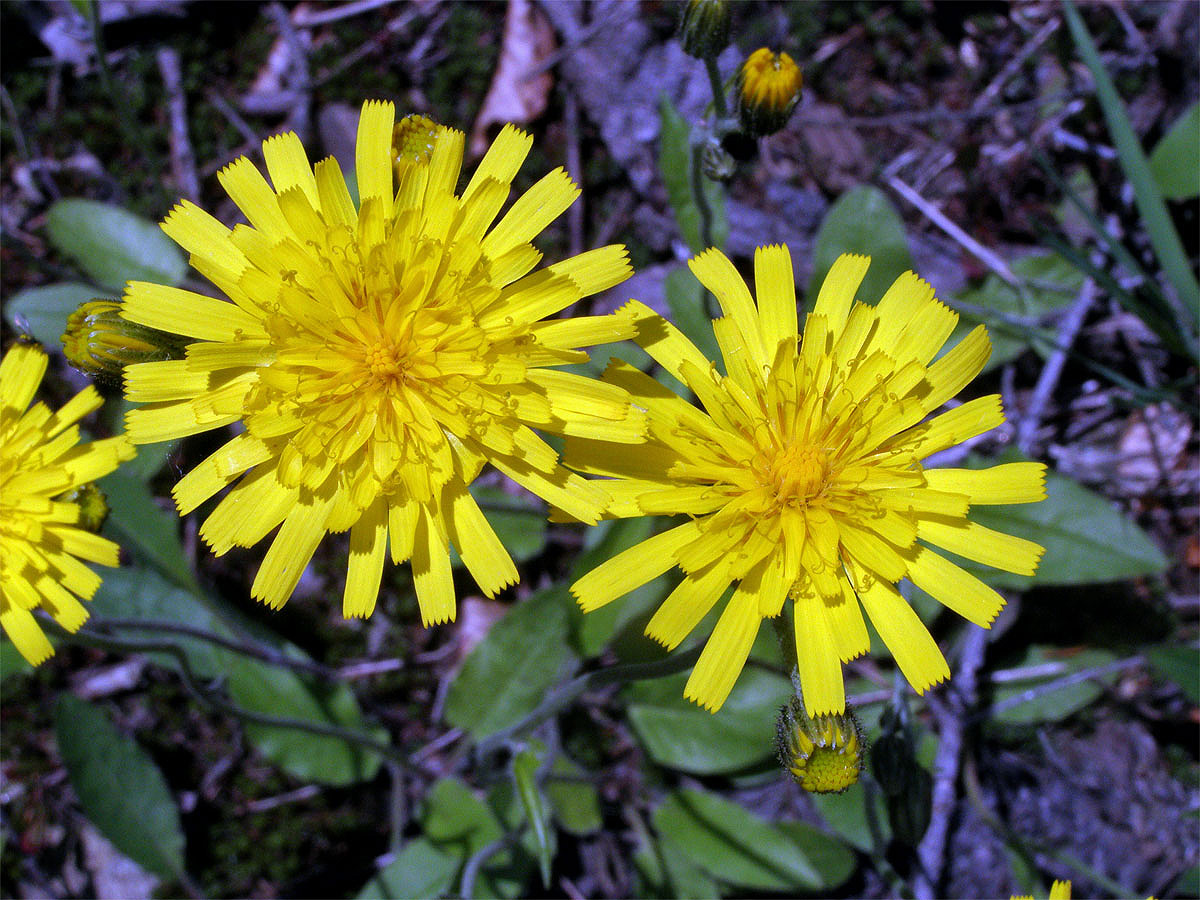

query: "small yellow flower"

left=776, top=696, right=864, bottom=793
left=62, top=299, right=185, bottom=382
left=736, top=48, right=803, bottom=137
left=0, top=343, right=134, bottom=664
left=1012, top=879, right=1072, bottom=900
left=119, top=101, right=642, bottom=624
left=568, top=247, right=1046, bottom=713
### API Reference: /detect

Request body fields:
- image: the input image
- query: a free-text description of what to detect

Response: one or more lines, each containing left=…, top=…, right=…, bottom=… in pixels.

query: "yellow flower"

left=0, top=343, right=134, bottom=664
left=569, top=247, right=1046, bottom=713
left=1012, top=880, right=1072, bottom=900
left=119, top=100, right=641, bottom=624
left=736, top=48, right=803, bottom=137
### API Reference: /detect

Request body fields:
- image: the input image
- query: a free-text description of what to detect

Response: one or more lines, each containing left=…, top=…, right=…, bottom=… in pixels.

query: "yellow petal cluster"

left=0, top=343, right=134, bottom=664
left=569, top=247, right=1046, bottom=713
left=120, top=100, right=641, bottom=624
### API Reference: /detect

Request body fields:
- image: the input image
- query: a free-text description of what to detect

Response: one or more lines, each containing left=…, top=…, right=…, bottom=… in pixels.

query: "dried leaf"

left=469, top=0, right=556, bottom=157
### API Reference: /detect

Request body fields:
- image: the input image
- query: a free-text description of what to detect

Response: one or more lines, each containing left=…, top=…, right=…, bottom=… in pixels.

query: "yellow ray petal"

left=812, top=254, right=869, bottom=333
left=412, top=507, right=455, bottom=625
left=854, top=571, right=950, bottom=695
left=571, top=520, right=700, bottom=612
left=917, top=518, right=1044, bottom=576
left=252, top=489, right=335, bottom=609
left=905, top=544, right=1006, bottom=627
left=922, top=462, right=1047, bottom=505
left=754, top=244, right=798, bottom=356
left=794, top=590, right=847, bottom=715
left=684, top=581, right=761, bottom=712
left=644, top=560, right=732, bottom=650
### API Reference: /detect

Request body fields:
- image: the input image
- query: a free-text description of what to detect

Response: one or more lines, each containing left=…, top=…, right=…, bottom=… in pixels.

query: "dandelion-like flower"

left=736, top=48, right=803, bottom=137
left=0, top=343, right=134, bottom=664
left=119, top=101, right=641, bottom=624
left=569, top=247, right=1046, bottom=713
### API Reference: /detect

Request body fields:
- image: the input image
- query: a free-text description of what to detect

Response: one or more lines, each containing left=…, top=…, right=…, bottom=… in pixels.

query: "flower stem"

left=705, top=56, right=729, bottom=119
left=475, top=645, right=704, bottom=760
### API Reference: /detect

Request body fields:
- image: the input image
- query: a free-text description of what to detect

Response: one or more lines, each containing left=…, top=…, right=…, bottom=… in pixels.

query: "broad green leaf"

left=1147, top=644, right=1200, bottom=705
left=423, top=778, right=522, bottom=899
left=991, top=646, right=1118, bottom=725
left=4, top=283, right=102, bottom=352
left=664, top=266, right=722, bottom=368
left=89, top=567, right=383, bottom=785
left=946, top=252, right=1084, bottom=371
left=97, top=470, right=195, bottom=589
left=46, top=199, right=187, bottom=291
left=1, top=637, right=35, bottom=683
left=54, top=695, right=185, bottom=880
left=545, top=756, right=602, bottom=836
left=355, top=838, right=459, bottom=900
left=964, top=464, right=1169, bottom=588
left=225, top=650, right=383, bottom=786
left=809, top=785, right=890, bottom=853
left=807, top=185, right=912, bottom=311
left=444, top=587, right=577, bottom=739
left=512, top=751, right=553, bottom=887
left=658, top=95, right=727, bottom=254
left=774, top=822, right=856, bottom=890
left=1148, top=101, right=1200, bottom=200
left=89, top=567, right=225, bottom=677
left=625, top=668, right=791, bottom=774
left=653, top=789, right=829, bottom=891
left=642, top=835, right=723, bottom=899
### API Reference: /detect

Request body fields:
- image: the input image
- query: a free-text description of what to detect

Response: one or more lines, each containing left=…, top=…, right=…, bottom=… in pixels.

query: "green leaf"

left=809, top=785, right=890, bottom=853
left=89, top=567, right=383, bottom=785
left=225, top=650, right=384, bottom=786
left=4, top=283, right=102, bottom=352
left=642, top=835, right=723, bottom=899
left=625, top=667, right=792, bottom=774
left=653, top=789, right=833, bottom=891
left=664, top=266, right=722, bottom=368
left=545, top=756, right=602, bottom=836
left=1, top=637, right=35, bottom=683
left=963, top=463, right=1169, bottom=588
left=422, top=777, right=523, bottom=899
left=1147, top=644, right=1200, bottom=705
left=991, top=646, right=1119, bottom=725
left=97, top=470, right=196, bottom=590
left=658, top=96, right=727, bottom=253
left=807, top=185, right=912, bottom=311
left=1149, top=101, right=1200, bottom=200
left=774, top=822, right=856, bottom=891
left=946, top=252, right=1083, bottom=371
left=54, top=694, right=185, bottom=880
left=1062, top=1, right=1199, bottom=321
left=512, top=751, right=553, bottom=887
left=1173, top=863, right=1200, bottom=899
left=444, top=587, right=578, bottom=739
left=356, top=839, right=459, bottom=900
left=46, top=199, right=188, bottom=292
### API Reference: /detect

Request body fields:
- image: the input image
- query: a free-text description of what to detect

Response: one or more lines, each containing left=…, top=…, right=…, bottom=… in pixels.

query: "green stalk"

left=1062, top=0, right=1199, bottom=325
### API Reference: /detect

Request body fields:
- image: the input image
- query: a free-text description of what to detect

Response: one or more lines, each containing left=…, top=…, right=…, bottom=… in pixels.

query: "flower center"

left=363, top=340, right=409, bottom=384
left=769, top=444, right=829, bottom=504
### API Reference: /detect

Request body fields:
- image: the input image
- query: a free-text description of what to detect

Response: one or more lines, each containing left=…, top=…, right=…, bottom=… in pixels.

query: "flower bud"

left=735, top=48, right=802, bottom=137
left=62, top=483, right=109, bottom=532
left=700, top=138, right=736, bottom=182
left=62, top=300, right=187, bottom=383
left=679, top=0, right=731, bottom=60
left=775, top=696, right=864, bottom=793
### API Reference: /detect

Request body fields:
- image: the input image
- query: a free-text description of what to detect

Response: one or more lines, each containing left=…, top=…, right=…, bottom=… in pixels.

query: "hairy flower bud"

left=679, top=0, right=731, bottom=60
left=736, top=48, right=803, bottom=137
left=62, top=300, right=187, bottom=383
left=775, top=696, right=864, bottom=793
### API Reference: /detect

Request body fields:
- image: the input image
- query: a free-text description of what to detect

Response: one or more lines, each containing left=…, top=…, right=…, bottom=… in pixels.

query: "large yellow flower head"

left=1, top=343, right=134, bottom=664
left=119, top=100, right=642, bottom=624
left=568, top=247, right=1046, bottom=714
